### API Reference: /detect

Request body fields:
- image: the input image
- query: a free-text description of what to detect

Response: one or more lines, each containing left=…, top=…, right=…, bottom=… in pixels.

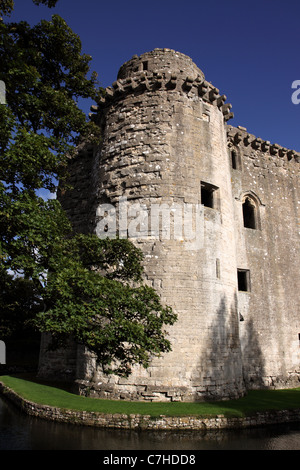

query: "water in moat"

left=0, top=396, right=300, bottom=451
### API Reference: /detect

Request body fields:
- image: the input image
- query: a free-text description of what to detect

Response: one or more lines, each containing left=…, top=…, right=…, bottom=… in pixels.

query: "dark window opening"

left=238, top=269, right=250, bottom=292
left=142, top=61, right=148, bottom=71
left=201, top=182, right=218, bottom=209
left=243, top=197, right=256, bottom=229
left=201, top=186, right=213, bottom=208
left=231, top=150, right=237, bottom=169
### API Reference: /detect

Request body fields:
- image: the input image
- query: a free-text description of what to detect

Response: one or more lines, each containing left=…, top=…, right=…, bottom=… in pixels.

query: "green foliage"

left=0, top=0, right=101, bottom=324
left=0, top=13, right=102, bottom=151
left=0, top=1, right=58, bottom=17
left=36, top=243, right=176, bottom=376
left=0, top=271, right=42, bottom=338
left=0, top=0, right=176, bottom=376
left=0, top=0, right=14, bottom=17
left=32, top=0, right=58, bottom=7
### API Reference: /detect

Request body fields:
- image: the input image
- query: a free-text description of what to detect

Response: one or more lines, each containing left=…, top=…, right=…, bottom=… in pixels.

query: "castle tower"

left=71, top=48, right=246, bottom=401
left=39, top=48, right=299, bottom=401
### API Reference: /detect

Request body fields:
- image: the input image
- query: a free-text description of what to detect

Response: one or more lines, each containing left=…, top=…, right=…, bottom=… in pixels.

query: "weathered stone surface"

left=38, top=49, right=300, bottom=402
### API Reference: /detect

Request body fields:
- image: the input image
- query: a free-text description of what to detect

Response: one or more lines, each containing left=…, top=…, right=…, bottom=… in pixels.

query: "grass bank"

left=1, top=374, right=300, bottom=419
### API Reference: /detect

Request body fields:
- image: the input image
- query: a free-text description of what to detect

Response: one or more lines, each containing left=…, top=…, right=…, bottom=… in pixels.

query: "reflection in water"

left=0, top=396, right=300, bottom=450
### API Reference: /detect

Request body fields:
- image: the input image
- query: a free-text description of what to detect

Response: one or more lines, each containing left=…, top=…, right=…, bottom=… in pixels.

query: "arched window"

left=243, top=197, right=256, bottom=228
left=228, top=145, right=242, bottom=170
left=242, top=194, right=260, bottom=230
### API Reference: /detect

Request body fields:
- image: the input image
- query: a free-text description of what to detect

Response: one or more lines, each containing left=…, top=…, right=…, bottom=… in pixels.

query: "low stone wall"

left=1, top=381, right=300, bottom=431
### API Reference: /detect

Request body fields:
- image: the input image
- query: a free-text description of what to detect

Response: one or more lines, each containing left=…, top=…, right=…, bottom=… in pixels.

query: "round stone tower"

left=77, top=49, right=246, bottom=401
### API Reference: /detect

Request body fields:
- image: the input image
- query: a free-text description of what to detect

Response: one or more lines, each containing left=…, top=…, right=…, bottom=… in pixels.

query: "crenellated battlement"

left=90, top=49, right=234, bottom=121
left=90, top=69, right=233, bottom=122
left=227, top=125, right=300, bottom=164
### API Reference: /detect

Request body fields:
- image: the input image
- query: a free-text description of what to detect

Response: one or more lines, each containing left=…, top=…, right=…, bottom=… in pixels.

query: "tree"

left=0, top=1, right=59, bottom=17
left=35, top=235, right=176, bottom=377
left=0, top=0, right=176, bottom=377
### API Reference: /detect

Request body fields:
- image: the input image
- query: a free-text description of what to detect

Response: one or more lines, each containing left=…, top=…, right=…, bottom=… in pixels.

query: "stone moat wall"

left=1, top=381, right=300, bottom=431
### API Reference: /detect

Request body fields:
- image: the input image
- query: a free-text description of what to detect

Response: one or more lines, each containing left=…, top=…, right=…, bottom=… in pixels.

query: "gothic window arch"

left=241, top=193, right=261, bottom=230
left=228, top=144, right=242, bottom=170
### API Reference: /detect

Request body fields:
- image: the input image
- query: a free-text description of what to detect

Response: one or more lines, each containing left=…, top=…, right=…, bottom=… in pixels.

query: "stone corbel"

left=244, top=134, right=253, bottom=146
left=198, top=80, right=209, bottom=97
left=112, top=80, right=124, bottom=94
left=261, top=141, right=270, bottom=152
left=217, top=94, right=227, bottom=108
left=221, top=103, right=232, bottom=115
left=139, top=74, right=150, bottom=91
left=278, top=147, right=287, bottom=158
left=152, top=74, right=163, bottom=89
left=251, top=138, right=263, bottom=150
left=105, top=87, right=114, bottom=99
left=124, top=77, right=138, bottom=91
left=209, top=87, right=219, bottom=103
left=182, top=77, right=194, bottom=91
left=234, top=131, right=243, bottom=144
left=287, top=149, right=296, bottom=160
left=224, top=112, right=234, bottom=121
left=270, top=143, right=280, bottom=155
left=165, top=74, right=177, bottom=90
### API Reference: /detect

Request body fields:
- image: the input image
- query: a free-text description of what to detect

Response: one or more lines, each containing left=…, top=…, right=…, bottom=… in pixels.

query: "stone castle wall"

left=227, top=126, right=300, bottom=390
left=38, top=49, right=300, bottom=402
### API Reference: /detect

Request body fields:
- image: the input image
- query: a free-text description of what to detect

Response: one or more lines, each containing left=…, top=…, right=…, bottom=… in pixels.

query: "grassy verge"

left=1, top=374, right=300, bottom=419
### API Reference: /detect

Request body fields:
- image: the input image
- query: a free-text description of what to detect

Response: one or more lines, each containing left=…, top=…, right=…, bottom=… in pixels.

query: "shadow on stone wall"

left=191, top=293, right=266, bottom=400
left=240, top=316, right=266, bottom=390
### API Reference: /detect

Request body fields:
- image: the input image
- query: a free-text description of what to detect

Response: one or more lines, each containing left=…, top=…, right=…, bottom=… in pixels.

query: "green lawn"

left=1, top=374, right=300, bottom=419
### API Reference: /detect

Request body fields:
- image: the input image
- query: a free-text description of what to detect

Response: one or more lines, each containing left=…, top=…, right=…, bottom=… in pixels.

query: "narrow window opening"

left=216, top=258, right=220, bottom=279
left=142, top=61, right=148, bottom=71
left=231, top=150, right=237, bottom=169
left=228, top=145, right=242, bottom=171
left=237, top=269, right=250, bottom=292
left=243, top=197, right=256, bottom=229
left=298, top=333, right=300, bottom=346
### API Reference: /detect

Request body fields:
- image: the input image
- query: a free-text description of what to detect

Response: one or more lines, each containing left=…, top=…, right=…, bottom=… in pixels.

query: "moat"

left=1, top=396, right=299, bottom=450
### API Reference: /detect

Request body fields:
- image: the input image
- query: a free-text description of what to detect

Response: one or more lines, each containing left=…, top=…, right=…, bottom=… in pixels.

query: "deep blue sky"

left=9, top=0, right=300, bottom=152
